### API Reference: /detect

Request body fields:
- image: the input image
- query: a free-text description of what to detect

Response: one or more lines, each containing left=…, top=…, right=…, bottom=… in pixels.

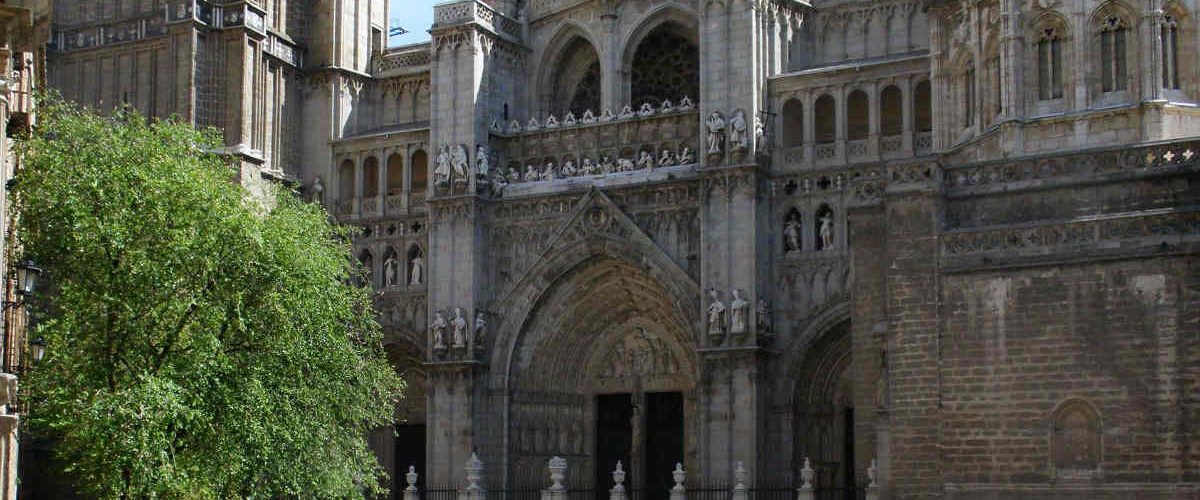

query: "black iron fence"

left=417, top=484, right=865, bottom=500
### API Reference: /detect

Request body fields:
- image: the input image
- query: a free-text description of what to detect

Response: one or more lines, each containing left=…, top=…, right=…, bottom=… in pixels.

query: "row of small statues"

left=705, top=108, right=766, bottom=156
left=430, top=307, right=487, bottom=353
left=493, top=97, right=696, bottom=134
left=381, top=255, right=423, bottom=287
left=706, top=289, right=772, bottom=340
left=498, top=147, right=697, bottom=184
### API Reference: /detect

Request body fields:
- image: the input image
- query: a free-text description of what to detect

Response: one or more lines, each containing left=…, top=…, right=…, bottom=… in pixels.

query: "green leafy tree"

left=13, top=97, right=404, bottom=498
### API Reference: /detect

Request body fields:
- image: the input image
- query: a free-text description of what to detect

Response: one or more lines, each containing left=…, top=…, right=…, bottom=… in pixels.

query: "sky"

left=389, top=0, right=438, bottom=47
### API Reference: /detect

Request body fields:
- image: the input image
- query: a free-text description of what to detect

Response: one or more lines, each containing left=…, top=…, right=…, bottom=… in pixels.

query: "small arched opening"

left=782, top=99, right=805, bottom=147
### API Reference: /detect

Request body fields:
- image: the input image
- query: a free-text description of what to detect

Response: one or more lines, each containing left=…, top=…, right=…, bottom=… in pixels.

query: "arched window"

left=548, top=37, right=602, bottom=116
left=964, top=60, right=976, bottom=127
left=914, top=81, right=932, bottom=132
left=411, top=150, right=428, bottom=200
left=782, top=99, right=805, bottom=147
left=880, top=86, right=903, bottom=136
left=846, top=90, right=869, bottom=140
left=1098, top=16, right=1128, bottom=92
left=1038, top=27, right=1065, bottom=99
left=338, top=159, right=355, bottom=200
left=1162, top=15, right=1180, bottom=89
left=1051, top=400, right=1102, bottom=473
left=363, top=156, right=380, bottom=199
left=387, top=153, right=404, bottom=196
left=815, top=94, right=836, bottom=144
left=630, top=22, right=699, bottom=108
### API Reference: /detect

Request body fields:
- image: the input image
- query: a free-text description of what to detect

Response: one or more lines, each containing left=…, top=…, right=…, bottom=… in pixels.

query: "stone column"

left=900, top=78, right=914, bottom=155
left=803, top=92, right=815, bottom=167
left=867, top=81, right=880, bottom=160
left=834, top=86, right=847, bottom=163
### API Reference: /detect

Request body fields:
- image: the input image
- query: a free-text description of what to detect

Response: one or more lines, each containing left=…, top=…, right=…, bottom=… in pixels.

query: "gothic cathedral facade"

left=46, top=0, right=1199, bottom=498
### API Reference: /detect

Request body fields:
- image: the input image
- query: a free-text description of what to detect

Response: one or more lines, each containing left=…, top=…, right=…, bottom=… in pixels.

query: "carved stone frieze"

left=941, top=211, right=1200, bottom=258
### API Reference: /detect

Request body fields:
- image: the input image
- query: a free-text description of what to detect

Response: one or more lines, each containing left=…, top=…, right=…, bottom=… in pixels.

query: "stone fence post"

left=542, top=456, right=568, bottom=500
left=669, top=463, right=686, bottom=500
left=458, top=452, right=485, bottom=500
left=403, top=466, right=420, bottom=500
left=609, top=461, right=627, bottom=500
left=865, top=459, right=879, bottom=500
left=796, top=457, right=814, bottom=500
left=731, top=462, right=748, bottom=500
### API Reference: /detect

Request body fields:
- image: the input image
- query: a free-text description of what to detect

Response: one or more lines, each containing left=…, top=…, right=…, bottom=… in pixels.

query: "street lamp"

left=14, top=261, right=41, bottom=296
left=29, top=337, right=44, bottom=363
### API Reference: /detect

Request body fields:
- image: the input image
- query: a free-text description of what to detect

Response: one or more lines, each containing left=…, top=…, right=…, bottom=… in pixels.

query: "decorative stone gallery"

left=44, top=0, right=1200, bottom=499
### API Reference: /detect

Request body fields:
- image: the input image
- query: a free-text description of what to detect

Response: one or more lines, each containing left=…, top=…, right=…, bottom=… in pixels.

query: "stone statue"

left=600, top=156, right=615, bottom=174
left=659, top=149, right=676, bottom=167
left=820, top=212, right=835, bottom=250
left=707, top=289, right=726, bottom=338
left=475, top=145, right=490, bottom=178
left=563, top=111, right=577, bottom=126
left=638, top=102, right=655, bottom=117
left=562, top=160, right=578, bottom=177
left=706, top=112, right=726, bottom=154
left=582, top=109, right=597, bottom=124
left=310, top=176, right=324, bottom=204
left=409, top=254, right=424, bottom=285
left=474, top=311, right=487, bottom=346
left=729, top=109, right=749, bottom=152
left=451, top=145, right=469, bottom=184
left=524, top=164, right=539, bottom=182
left=617, top=158, right=636, bottom=172
left=384, top=256, right=398, bottom=287
left=756, top=298, right=772, bottom=333
left=619, top=105, right=635, bottom=119
left=755, top=112, right=768, bottom=152
left=541, top=161, right=557, bottom=181
left=784, top=217, right=802, bottom=253
left=452, top=307, right=467, bottom=348
left=730, top=289, right=748, bottom=334
left=679, top=96, right=695, bottom=110
left=434, top=143, right=452, bottom=188
left=491, top=170, right=508, bottom=197
left=431, top=311, right=448, bottom=349
left=637, top=151, right=654, bottom=170
left=582, top=158, right=597, bottom=175
left=679, top=147, right=695, bottom=164
left=507, top=167, right=522, bottom=183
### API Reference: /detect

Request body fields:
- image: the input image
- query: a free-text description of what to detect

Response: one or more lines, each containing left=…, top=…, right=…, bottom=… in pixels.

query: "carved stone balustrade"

left=434, top=0, right=521, bottom=42
left=373, top=43, right=431, bottom=78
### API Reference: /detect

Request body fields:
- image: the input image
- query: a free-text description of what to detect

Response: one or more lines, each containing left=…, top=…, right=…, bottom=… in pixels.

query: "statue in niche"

left=431, top=311, right=448, bottom=350
left=637, top=151, right=654, bottom=170
left=730, top=289, right=749, bottom=334
left=582, top=109, right=597, bottom=124
left=541, top=161, right=557, bottom=181
left=473, top=312, right=487, bottom=347
left=475, top=145, right=490, bottom=179
left=756, top=298, right=772, bottom=333
left=729, top=109, right=749, bottom=152
left=819, top=211, right=835, bottom=250
left=679, top=147, right=695, bottom=164
left=409, top=254, right=424, bottom=285
left=600, top=108, right=615, bottom=122
left=679, top=96, right=695, bottom=110
left=619, top=105, right=636, bottom=119
left=784, top=212, right=802, bottom=253
left=384, top=256, right=399, bottom=287
left=452, top=307, right=467, bottom=348
left=707, top=289, right=726, bottom=340
left=561, top=159, right=578, bottom=177
left=659, top=149, right=676, bottom=167
left=638, top=102, right=656, bottom=117
left=563, top=111, right=577, bottom=126
left=582, top=158, right=597, bottom=175
left=706, top=112, right=726, bottom=154
left=451, top=145, right=469, bottom=186
left=434, top=144, right=452, bottom=189
left=310, top=176, right=324, bottom=205
left=755, top=112, right=768, bottom=152
left=523, top=164, right=539, bottom=182
left=661, top=99, right=674, bottom=113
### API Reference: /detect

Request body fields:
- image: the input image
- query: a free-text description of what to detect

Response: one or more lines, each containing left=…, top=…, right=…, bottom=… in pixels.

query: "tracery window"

left=1162, top=15, right=1180, bottom=89
left=1099, top=16, right=1128, bottom=92
left=1037, top=27, right=1064, bottom=100
left=550, top=38, right=602, bottom=116
left=630, top=23, right=700, bottom=108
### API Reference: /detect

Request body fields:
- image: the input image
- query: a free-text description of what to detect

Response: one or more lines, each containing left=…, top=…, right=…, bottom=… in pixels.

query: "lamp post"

left=12, top=261, right=40, bottom=297
left=28, top=338, right=43, bottom=364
